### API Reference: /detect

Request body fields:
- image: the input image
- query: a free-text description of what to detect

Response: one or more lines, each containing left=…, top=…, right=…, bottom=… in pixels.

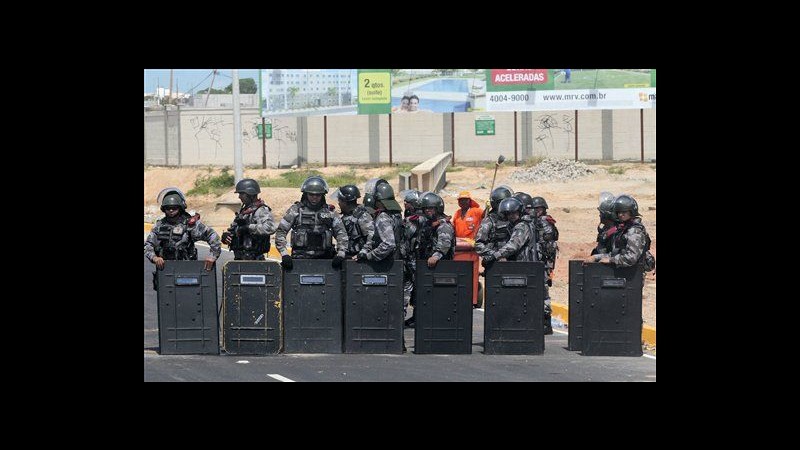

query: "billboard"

left=485, top=69, right=655, bottom=111
left=258, top=69, right=655, bottom=116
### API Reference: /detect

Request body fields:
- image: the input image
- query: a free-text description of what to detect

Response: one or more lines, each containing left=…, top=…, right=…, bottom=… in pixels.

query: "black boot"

left=543, top=313, right=553, bottom=335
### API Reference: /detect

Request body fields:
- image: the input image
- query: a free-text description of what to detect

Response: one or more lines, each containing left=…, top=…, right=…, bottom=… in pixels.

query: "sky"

left=144, top=69, right=260, bottom=94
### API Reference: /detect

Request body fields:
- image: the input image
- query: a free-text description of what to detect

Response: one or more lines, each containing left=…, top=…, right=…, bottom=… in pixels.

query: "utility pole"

left=204, top=69, right=217, bottom=107
left=169, top=69, right=174, bottom=105
left=232, top=70, right=243, bottom=182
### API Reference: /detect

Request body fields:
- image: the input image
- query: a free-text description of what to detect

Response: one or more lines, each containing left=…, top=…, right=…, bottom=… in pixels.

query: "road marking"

left=267, top=374, right=295, bottom=382
left=643, top=354, right=656, bottom=360
left=236, top=360, right=250, bottom=364
left=553, top=329, right=568, bottom=335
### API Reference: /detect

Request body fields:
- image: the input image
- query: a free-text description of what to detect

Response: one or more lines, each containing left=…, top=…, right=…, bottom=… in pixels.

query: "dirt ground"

left=144, top=162, right=656, bottom=329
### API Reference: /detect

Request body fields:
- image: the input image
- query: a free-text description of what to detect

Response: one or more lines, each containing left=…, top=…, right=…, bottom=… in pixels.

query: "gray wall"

left=144, top=107, right=656, bottom=166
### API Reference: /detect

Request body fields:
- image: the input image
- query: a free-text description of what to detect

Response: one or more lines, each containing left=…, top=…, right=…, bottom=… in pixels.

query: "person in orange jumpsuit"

left=452, top=190, right=484, bottom=239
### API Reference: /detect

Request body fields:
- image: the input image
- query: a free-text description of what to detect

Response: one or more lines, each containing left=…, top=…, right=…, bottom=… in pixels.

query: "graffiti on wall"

left=189, top=115, right=227, bottom=157
left=534, top=114, right=574, bottom=155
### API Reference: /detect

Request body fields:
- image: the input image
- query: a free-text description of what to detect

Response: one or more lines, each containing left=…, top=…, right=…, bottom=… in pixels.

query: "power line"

left=185, top=70, right=215, bottom=94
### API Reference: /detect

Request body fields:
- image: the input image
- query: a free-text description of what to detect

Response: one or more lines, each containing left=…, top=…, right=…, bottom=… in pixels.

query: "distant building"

left=262, top=69, right=356, bottom=111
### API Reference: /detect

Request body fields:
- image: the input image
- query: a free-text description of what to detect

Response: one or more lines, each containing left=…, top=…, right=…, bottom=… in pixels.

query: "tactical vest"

left=402, top=216, right=422, bottom=261
left=232, top=204, right=271, bottom=257
left=343, top=206, right=368, bottom=256
left=488, top=214, right=512, bottom=248
left=372, top=212, right=403, bottom=260
left=154, top=215, right=198, bottom=261
left=593, top=224, right=616, bottom=255
left=418, top=218, right=455, bottom=260
left=291, top=204, right=335, bottom=258
left=612, top=221, right=654, bottom=271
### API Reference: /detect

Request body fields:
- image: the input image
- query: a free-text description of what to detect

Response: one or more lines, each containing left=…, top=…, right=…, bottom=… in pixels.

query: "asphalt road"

left=144, top=241, right=656, bottom=382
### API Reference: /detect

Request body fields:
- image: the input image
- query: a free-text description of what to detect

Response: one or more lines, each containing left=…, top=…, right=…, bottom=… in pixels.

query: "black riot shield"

left=156, top=260, right=219, bottom=355
left=484, top=261, right=545, bottom=355
left=567, top=260, right=585, bottom=351
left=222, top=261, right=281, bottom=355
left=414, top=260, right=473, bottom=354
left=582, top=263, right=643, bottom=356
left=282, top=259, right=343, bottom=353
left=344, top=259, right=404, bottom=354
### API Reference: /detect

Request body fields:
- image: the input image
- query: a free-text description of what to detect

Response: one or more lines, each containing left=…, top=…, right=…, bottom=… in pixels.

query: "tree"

left=197, top=87, right=225, bottom=94
left=239, top=78, right=257, bottom=94
left=221, top=78, right=258, bottom=94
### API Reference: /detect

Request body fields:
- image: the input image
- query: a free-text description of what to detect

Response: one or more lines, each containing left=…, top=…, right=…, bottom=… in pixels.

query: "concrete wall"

left=144, top=109, right=180, bottom=165
left=144, top=107, right=656, bottom=166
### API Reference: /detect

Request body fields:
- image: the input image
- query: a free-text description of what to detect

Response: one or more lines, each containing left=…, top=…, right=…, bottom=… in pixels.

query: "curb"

left=551, top=302, right=656, bottom=347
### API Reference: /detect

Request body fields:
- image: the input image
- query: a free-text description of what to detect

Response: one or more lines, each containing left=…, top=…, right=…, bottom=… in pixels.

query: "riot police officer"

left=275, top=176, right=349, bottom=270
left=585, top=194, right=655, bottom=272
left=336, top=185, right=375, bottom=258
left=475, top=185, right=514, bottom=259
left=144, top=188, right=221, bottom=288
left=416, top=192, right=455, bottom=268
left=531, top=196, right=559, bottom=334
left=400, top=190, right=426, bottom=328
left=592, top=192, right=618, bottom=256
left=359, top=181, right=403, bottom=262
left=482, top=197, right=536, bottom=265
left=221, top=178, right=276, bottom=260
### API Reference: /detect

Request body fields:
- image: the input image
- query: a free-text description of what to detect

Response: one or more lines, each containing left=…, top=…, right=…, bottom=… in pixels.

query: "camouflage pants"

left=543, top=267, right=551, bottom=313
left=403, top=259, right=416, bottom=313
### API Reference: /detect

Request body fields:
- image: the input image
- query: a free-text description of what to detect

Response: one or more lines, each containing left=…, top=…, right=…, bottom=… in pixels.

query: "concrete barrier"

left=401, top=152, right=452, bottom=193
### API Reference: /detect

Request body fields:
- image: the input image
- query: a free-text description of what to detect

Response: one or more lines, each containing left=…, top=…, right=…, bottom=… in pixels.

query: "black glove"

left=281, top=255, right=293, bottom=270
left=356, top=250, right=368, bottom=261
left=332, top=255, right=345, bottom=269
left=234, top=217, right=249, bottom=226
left=482, top=254, right=496, bottom=268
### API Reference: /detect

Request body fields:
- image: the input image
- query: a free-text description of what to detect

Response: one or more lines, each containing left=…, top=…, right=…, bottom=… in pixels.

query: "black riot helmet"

left=364, top=178, right=389, bottom=197
left=374, top=182, right=402, bottom=211
left=513, top=192, right=534, bottom=211
left=235, top=178, right=261, bottom=195
left=301, top=176, right=329, bottom=194
left=613, top=194, right=640, bottom=217
left=363, top=193, right=375, bottom=209
left=530, top=196, right=549, bottom=210
left=419, top=192, right=445, bottom=216
left=598, top=192, right=617, bottom=221
left=497, top=197, right=524, bottom=221
left=490, top=185, right=514, bottom=210
left=338, top=185, right=361, bottom=203
left=402, top=189, right=421, bottom=207
left=157, top=187, right=186, bottom=205
left=161, top=193, right=186, bottom=212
